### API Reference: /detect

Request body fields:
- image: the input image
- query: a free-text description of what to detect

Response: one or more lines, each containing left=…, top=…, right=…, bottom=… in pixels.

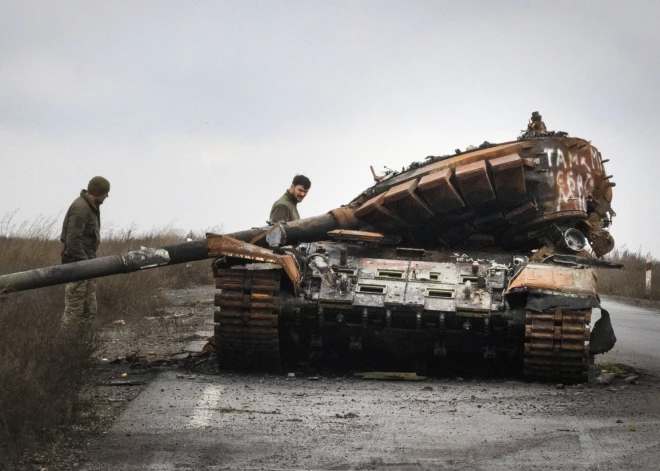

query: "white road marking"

left=147, top=385, right=225, bottom=469
left=188, top=385, right=224, bottom=428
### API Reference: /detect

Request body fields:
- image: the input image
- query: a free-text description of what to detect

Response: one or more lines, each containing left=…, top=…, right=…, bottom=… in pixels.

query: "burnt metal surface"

left=506, top=264, right=598, bottom=297
left=417, top=168, right=466, bottom=214
left=349, top=135, right=614, bottom=258
left=327, top=230, right=385, bottom=243
left=206, top=233, right=300, bottom=289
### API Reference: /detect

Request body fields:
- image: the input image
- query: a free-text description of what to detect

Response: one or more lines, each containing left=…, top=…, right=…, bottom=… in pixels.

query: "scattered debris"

left=104, top=380, right=147, bottom=387
left=169, top=352, right=191, bottom=361
left=125, top=350, right=141, bottom=363
left=624, top=375, right=639, bottom=384
left=219, top=408, right=279, bottom=415
left=335, top=412, right=359, bottom=419
left=354, top=372, right=426, bottom=381
left=422, top=386, right=433, bottom=391
left=596, top=372, right=616, bottom=385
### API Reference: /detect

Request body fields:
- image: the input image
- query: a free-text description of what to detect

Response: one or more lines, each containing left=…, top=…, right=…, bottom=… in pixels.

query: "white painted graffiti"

left=544, top=146, right=603, bottom=171
left=451, top=253, right=497, bottom=264
left=543, top=146, right=601, bottom=212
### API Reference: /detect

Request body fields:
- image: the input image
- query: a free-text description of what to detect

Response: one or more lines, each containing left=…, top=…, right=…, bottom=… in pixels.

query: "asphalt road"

left=84, top=298, right=660, bottom=471
left=598, top=298, right=660, bottom=376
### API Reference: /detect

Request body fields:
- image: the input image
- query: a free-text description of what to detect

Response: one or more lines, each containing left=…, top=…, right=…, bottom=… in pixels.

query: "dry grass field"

left=597, top=247, right=660, bottom=300
left=0, top=215, right=210, bottom=467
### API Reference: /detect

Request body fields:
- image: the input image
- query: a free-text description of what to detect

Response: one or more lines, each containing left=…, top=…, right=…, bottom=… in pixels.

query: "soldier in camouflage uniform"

left=268, top=174, right=311, bottom=224
left=60, top=176, right=110, bottom=327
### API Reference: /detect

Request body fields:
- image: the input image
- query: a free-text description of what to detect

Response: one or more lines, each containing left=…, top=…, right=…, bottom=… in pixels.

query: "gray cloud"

left=1, top=0, right=659, bottom=256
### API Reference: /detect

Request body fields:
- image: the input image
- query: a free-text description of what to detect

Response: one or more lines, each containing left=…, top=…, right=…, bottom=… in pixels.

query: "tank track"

left=214, top=268, right=282, bottom=371
left=524, top=309, right=591, bottom=383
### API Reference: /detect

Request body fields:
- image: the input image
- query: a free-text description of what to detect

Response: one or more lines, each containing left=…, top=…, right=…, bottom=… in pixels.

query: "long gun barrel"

left=0, top=242, right=209, bottom=294
left=0, top=208, right=360, bottom=294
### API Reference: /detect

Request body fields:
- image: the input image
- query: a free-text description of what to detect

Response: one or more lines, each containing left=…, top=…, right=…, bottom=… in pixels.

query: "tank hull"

left=213, top=240, right=603, bottom=382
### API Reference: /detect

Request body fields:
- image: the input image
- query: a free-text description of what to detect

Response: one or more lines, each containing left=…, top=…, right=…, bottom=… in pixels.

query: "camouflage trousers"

left=62, top=279, right=97, bottom=326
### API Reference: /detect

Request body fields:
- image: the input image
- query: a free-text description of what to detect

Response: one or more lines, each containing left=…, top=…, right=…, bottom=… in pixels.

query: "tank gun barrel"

left=0, top=208, right=360, bottom=294
left=0, top=241, right=209, bottom=295
left=226, top=209, right=359, bottom=246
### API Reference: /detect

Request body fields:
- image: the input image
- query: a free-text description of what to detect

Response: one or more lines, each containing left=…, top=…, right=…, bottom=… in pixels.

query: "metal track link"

left=214, top=268, right=282, bottom=371
left=524, top=309, right=591, bottom=383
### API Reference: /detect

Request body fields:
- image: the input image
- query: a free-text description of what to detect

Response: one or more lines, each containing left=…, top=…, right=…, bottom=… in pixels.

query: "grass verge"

left=597, top=247, right=659, bottom=300
left=0, top=217, right=211, bottom=468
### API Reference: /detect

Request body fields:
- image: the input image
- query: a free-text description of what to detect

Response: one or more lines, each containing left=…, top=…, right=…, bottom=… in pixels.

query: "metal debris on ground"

left=169, top=352, right=191, bottom=361
left=104, top=380, right=147, bottom=387
left=335, top=412, right=359, bottom=419
left=596, top=372, right=617, bottom=385
left=354, top=372, right=426, bottom=381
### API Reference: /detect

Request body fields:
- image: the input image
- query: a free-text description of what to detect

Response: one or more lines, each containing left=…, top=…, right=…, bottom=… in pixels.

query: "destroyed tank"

left=0, top=116, right=620, bottom=382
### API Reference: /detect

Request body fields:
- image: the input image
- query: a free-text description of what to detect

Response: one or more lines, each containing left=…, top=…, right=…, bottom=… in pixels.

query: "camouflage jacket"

left=60, top=190, right=101, bottom=262
left=269, top=191, right=300, bottom=224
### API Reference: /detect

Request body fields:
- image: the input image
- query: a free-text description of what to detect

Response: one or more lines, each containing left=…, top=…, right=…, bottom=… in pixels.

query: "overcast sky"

left=1, top=0, right=658, bottom=256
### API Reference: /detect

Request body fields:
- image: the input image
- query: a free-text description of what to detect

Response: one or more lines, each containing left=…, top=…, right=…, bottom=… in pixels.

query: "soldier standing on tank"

left=268, top=174, right=311, bottom=224
left=60, top=176, right=110, bottom=327
left=527, top=111, right=547, bottom=132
